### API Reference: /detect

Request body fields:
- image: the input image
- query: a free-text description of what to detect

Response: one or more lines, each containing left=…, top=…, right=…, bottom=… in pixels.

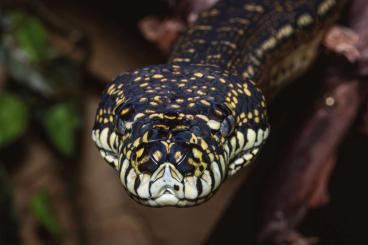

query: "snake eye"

left=220, top=115, right=235, bottom=137
left=116, top=117, right=126, bottom=135
left=212, top=104, right=232, bottom=119
left=114, top=102, right=135, bottom=135
left=212, top=104, right=234, bottom=137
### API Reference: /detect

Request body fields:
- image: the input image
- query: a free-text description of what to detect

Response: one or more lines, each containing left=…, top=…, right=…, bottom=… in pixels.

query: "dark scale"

left=92, top=0, right=345, bottom=207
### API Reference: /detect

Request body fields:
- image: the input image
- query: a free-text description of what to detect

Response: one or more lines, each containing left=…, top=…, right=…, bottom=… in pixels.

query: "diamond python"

left=92, top=0, right=344, bottom=207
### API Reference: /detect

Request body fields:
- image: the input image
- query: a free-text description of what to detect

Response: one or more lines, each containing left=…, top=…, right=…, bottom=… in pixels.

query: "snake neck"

left=169, top=0, right=343, bottom=97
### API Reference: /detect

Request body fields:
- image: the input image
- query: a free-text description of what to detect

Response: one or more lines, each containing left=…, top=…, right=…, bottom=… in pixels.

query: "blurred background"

left=0, top=0, right=367, bottom=245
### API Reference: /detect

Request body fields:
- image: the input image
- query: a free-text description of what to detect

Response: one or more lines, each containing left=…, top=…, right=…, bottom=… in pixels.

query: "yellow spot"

left=192, top=148, right=202, bottom=159
left=242, top=72, right=250, bottom=79
left=172, top=58, right=191, bottom=62
left=120, top=107, right=131, bottom=116
left=248, top=66, right=255, bottom=76
left=126, top=150, right=132, bottom=159
left=174, top=151, right=183, bottom=162
left=221, top=40, right=237, bottom=49
left=107, top=84, right=116, bottom=94
left=244, top=88, right=252, bottom=96
left=139, top=97, right=148, bottom=103
left=161, top=141, right=172, bottom=152
left=244, top=3, right=264, bottom=13
left=194, top=72, right=204, bottom=78
left=196, top=114, right=209, bottom=122
left=142, top=131, right=149, bottom=142
left=154, top=124, right=170, bottom=130
left=219, top=78, right=226, bottom=84
left=152, top=74, right=164, bottom=79
left=134, top=77, right=142, bottom=82
left=297, top=14, right=313, bottom=27
left=200, top=139, right=208, bottom=150
left=207, top=120, right=221, bottom=130
left=276, top=25, right=293, bottom=40
left=136, top=148, right=144, bottom=158
left=197, top=90, right=206, bottom=96
left=152, top=150, right=162, bottom=162
left=139, top=82, right=149, bottom=88
left=190, top=134, right=198, bottom=144
left=318, top=0, right=336, bottom=16
left=233, top=97, right=238, bottom=104
left=262, top=37, right=277, bottom=50
left=153, top=96, right=161, bottom=102
left=133, top=138, right=140, bottom=147
left=200, top=99, right=211, bottom=106
left=164, top=114, right=176, bottom=120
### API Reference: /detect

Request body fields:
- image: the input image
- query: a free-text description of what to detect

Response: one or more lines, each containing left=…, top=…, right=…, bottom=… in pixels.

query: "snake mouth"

left=157, top=185, right=176, bottom=196
left=153, top=194, right=180, bottom=206
left=151, top=187, right=181, bottom=206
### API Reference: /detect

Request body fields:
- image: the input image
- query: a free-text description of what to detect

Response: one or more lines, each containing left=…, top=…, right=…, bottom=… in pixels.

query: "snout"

left=149, top=162, right=184, bottom=206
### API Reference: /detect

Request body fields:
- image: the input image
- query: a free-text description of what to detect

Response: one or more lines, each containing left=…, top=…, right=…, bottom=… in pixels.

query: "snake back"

left=92, top=0, right=343, bottom=207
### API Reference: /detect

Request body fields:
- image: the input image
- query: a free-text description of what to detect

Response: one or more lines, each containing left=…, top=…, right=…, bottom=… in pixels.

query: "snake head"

left=92, top=64, right=270, bottom=207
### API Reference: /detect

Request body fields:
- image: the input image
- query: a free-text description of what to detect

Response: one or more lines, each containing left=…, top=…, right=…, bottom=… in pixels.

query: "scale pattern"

left=92, top=0, right=343, bottom=207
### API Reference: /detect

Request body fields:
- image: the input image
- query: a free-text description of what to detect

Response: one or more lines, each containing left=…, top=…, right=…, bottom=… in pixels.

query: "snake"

left=92, top=0, right=344, bottom=207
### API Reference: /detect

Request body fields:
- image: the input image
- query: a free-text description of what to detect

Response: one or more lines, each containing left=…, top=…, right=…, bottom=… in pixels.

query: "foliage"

left=10, top=11, right=52, bottom=63
left=31, top=191, right=63, bottom=236
left=44, top=102, right=80, bottom=156
left=0, top=92, right=28, bottom=146
left=0, top=9, right=84, bottom=156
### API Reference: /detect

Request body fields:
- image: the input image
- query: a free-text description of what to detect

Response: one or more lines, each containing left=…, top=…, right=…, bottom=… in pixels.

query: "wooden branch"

left=137, top=0, right=219, bottom=54
left=258, top=78, right=365, bottom=244
left=257, top=0, right=368, bottom=243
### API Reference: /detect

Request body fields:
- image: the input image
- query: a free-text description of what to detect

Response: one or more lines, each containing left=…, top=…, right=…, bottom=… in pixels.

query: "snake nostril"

left=173, top=185, right=179, bottom=191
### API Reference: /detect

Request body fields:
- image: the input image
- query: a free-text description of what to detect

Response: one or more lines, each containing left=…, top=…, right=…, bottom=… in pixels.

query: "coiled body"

left=92, top=0, right=343, bottom=207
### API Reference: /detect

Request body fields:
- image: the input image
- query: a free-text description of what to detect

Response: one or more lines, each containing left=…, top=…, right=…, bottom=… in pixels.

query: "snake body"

left=92, top=0, right=343, bottom=207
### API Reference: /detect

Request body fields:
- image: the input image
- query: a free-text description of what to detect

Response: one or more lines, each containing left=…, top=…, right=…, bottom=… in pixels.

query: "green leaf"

left=30, top=191, right=62, bottom=236
left=10, top=11, right=50, bottom=63
left=43, top=103, right=80, bottom=156
left=0, top=92, right=28, bottom=147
